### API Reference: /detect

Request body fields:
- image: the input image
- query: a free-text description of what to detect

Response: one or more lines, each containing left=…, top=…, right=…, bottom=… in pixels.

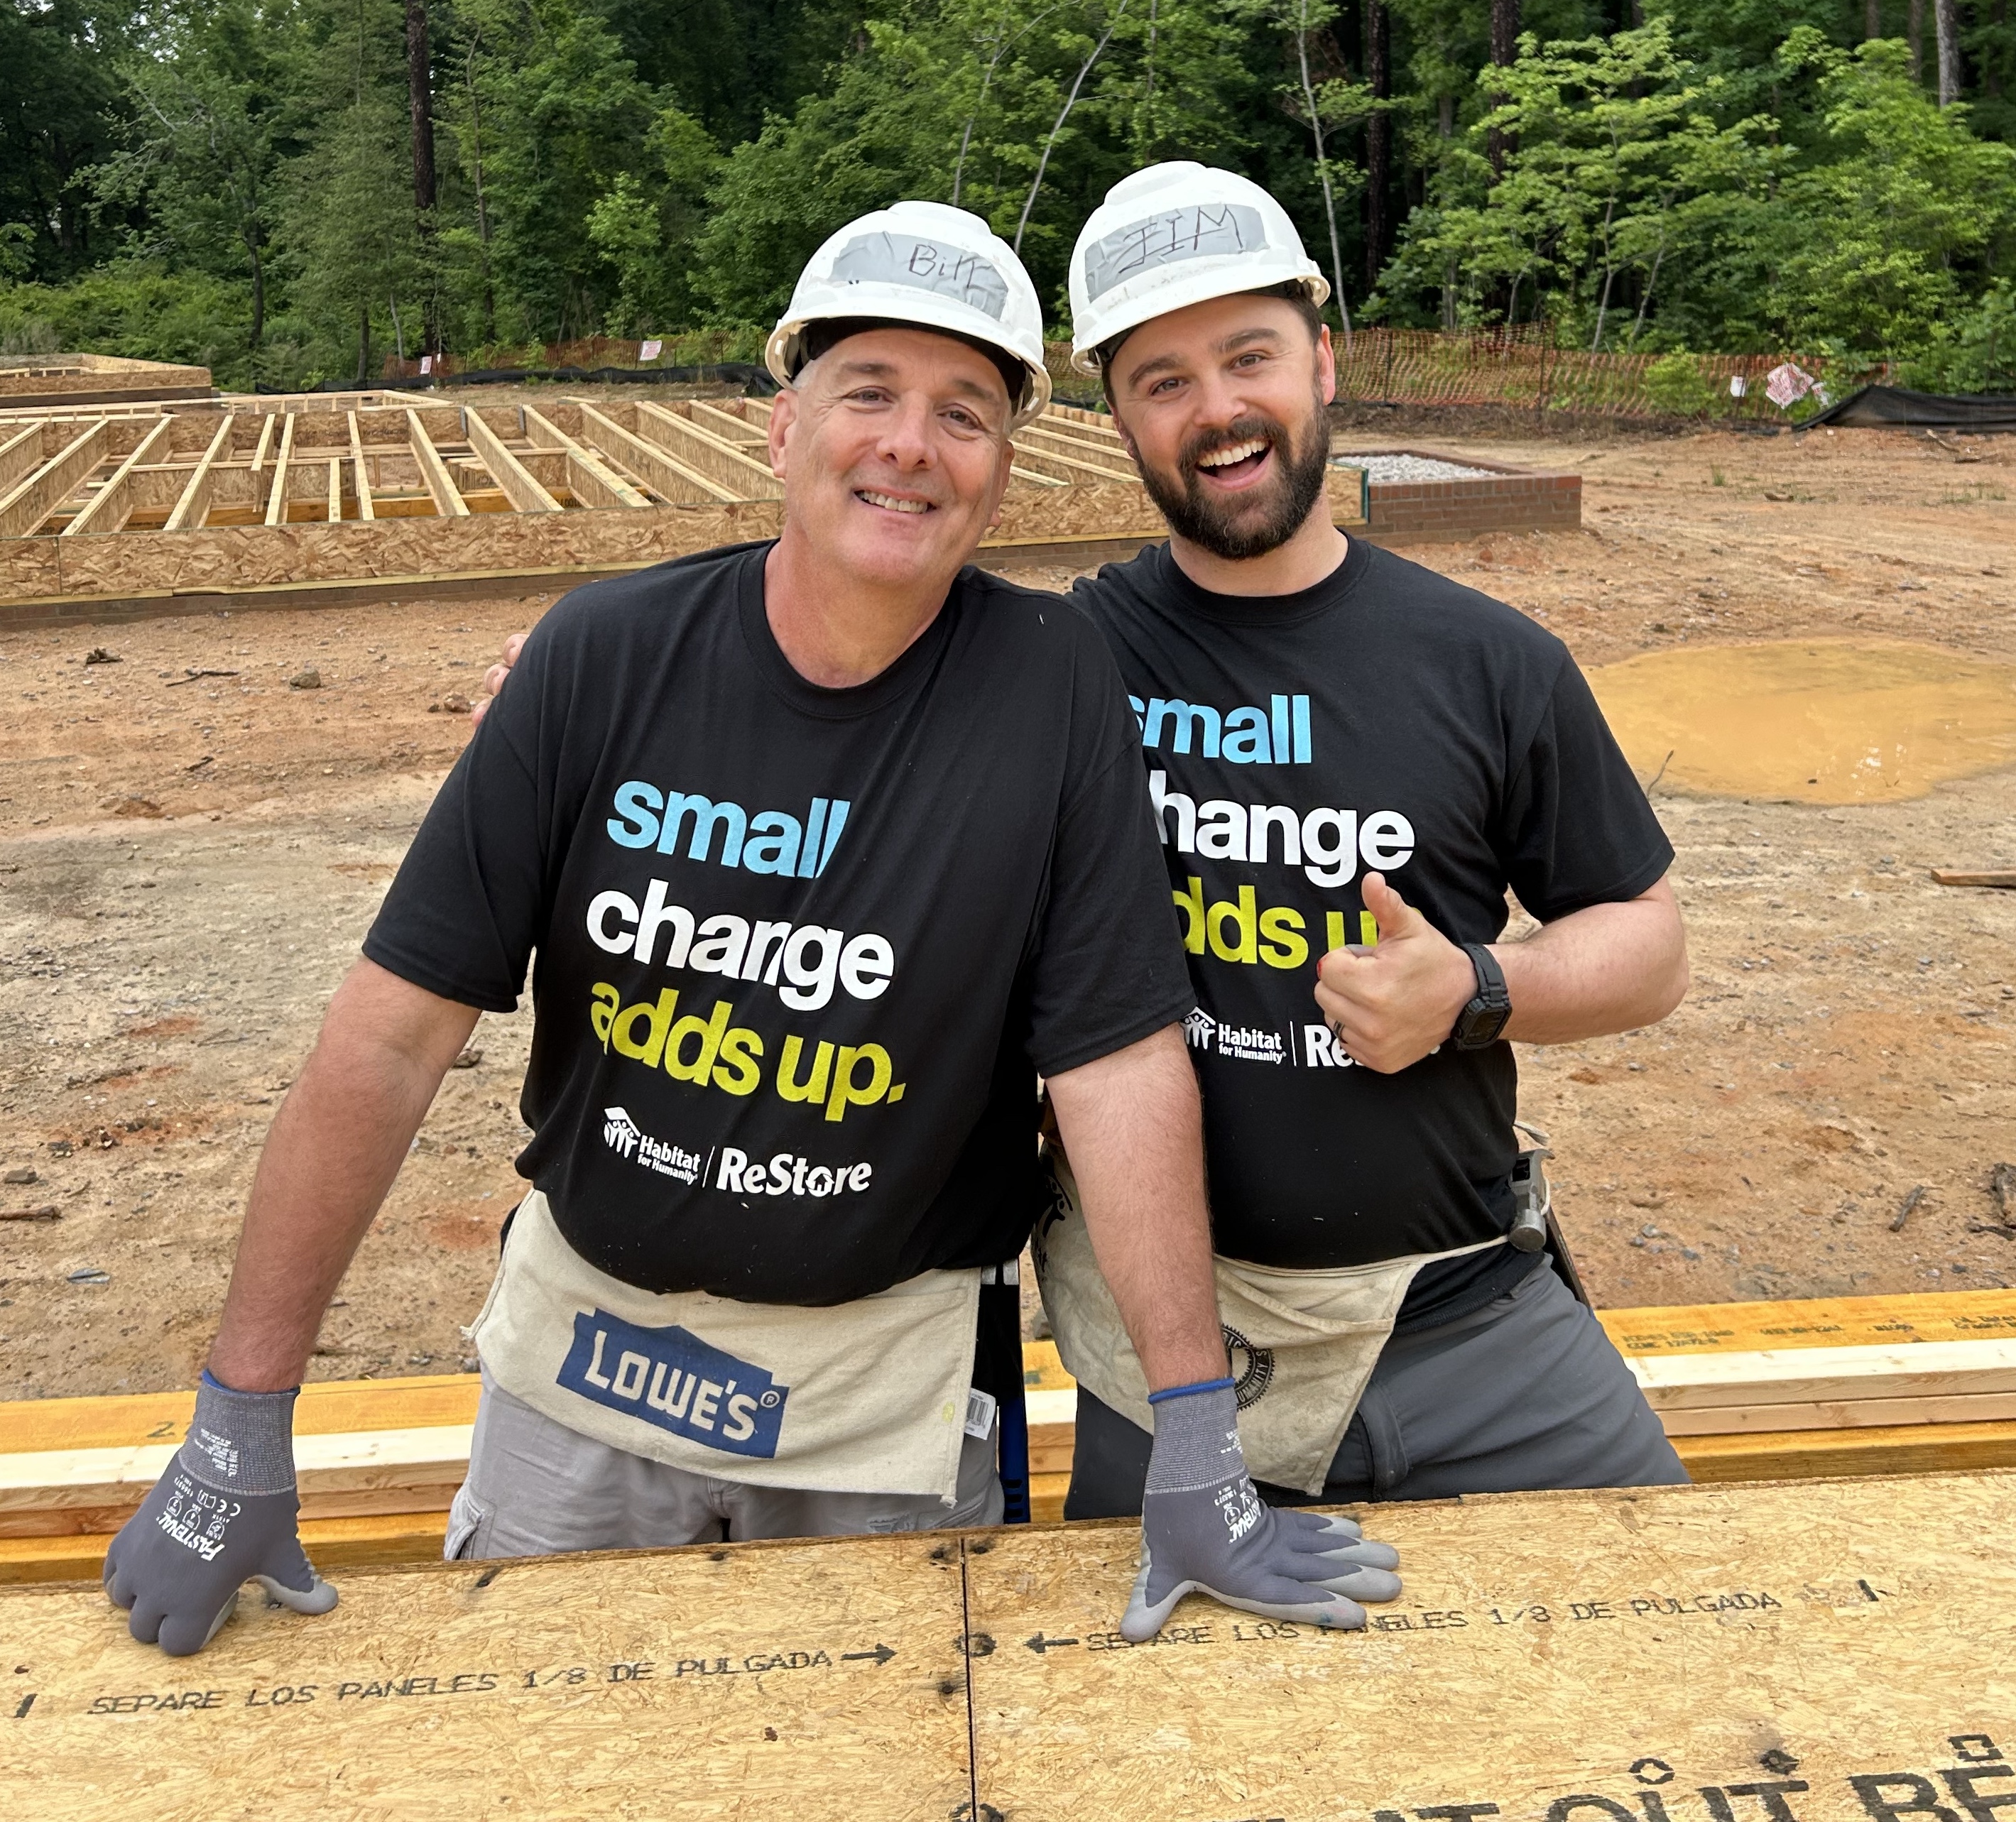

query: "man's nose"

left=876, top=393, right=939, bottom=469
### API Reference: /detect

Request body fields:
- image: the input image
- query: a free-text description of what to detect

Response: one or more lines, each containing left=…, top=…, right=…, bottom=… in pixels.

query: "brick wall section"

left=1342, top=446, right=1582, bottom=546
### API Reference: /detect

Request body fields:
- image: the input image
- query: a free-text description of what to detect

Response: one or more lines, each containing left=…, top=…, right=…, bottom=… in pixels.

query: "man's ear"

left=1314, top=324, right=1338, bottom=408
left=768, top=388, right=799, bottom=479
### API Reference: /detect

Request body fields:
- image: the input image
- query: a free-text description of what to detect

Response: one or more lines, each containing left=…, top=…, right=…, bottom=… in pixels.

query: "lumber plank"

left=1660, top=1391, right=2016, bottom=1434
left=0, top=1512, right=452, bottom=1588
left=162, top=417, right=234, bottom=531
left=572, top=402, right=732, bottom=505
left=635, top=399, right=785, bottom=498
left=1599, top=1287, right=2016, bottom=1354
left=326, top=457, right=341, bottom=522
left=1676, top=1417, right=2016, bottom=1480
left=1012, top=425, right=1138, bottom=480
left=1630, top=1338, right=2016, bottom=1408
left=0, top=419, right=109, bottom=537
left=0, top=1533, right=974, bottom=1818
left=464, top=410, right=560, bottom=513
left=347, top=410, right=374, bottom=520
left=261, top=410, right=295, bottom=526
left=1931, top=868, right=2016, bottom=888
left=0, top=422, right=43, bottom=493
left=61, top=418, right=173, bottom=537
left=687, top=398, right=770, bottom=446
left=0, top=1424, right=476, bottom=1535
left=0, top=1373, right=481, bottom=1456
left=405, top=408, right=469, bottom=518
left=965, top=1471, right=2016, bottom=1820
left=521, top=405, right=653, bottom=511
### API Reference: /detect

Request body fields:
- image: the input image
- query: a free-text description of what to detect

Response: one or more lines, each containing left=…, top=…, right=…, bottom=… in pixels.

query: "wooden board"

left=0, top=1533, right=974, bottom=1820
left=1931, top=869, right=2016, bottom=888
left=1598, top=1289, right=2016, bottom=1354
left=964, top=1471, right=2016, bottom=1821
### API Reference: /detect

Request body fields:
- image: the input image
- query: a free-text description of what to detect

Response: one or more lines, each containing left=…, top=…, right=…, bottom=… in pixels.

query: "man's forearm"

left=1045, top=1025, right=1227, bottom=1392
left=207, top=961, right=479, bottom=1392
left=1494, top=878, right=1689, bottom=1045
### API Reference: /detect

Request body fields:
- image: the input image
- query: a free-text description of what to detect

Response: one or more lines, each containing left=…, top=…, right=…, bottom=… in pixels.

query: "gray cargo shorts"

left=1066, top=1261, right=1688, bottom=1518
left=445, top=1370, right=1004, bottom=1559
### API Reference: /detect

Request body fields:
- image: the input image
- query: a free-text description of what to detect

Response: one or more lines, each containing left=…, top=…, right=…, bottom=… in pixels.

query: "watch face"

left=1458, top=1001, right=1513, bottom=1048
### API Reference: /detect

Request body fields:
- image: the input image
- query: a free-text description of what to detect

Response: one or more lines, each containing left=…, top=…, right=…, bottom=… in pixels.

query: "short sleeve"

left=1500, top=655, right=1674, bottom=922
left=361, top=635, right=557, bottom=1012
left=1023, top=630, right=1196, bottom=1076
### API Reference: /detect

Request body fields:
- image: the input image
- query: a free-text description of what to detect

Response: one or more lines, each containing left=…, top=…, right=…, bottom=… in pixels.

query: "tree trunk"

left=249, top=240, right=265, bottom=353
left=356, top=305, right=371, bottom=388
left=1934, top=0, right=1961, bottom=102
left=405, top=0, right=440, bottom=355
left=1487, top=0, right=1519, bottom=176
left=1990, top=0, right=2006, bottom=98
left=1438, top=93, right=1456, bottom=330
left=1364, top=0, right=1390, bottom=294
left=1865, top=0, right=1880, bottom=38
left=1907, top=0, right=1924, bottom=80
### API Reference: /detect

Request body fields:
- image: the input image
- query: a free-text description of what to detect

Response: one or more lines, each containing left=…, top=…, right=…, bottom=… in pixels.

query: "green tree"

left=91, top=0, right=301, bottom=359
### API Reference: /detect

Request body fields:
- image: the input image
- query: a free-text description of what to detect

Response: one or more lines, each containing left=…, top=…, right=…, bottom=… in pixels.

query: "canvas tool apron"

left=469, top=1190, right=982, bottom=1501
left=1033, top=1157, right=1506, bottom=1495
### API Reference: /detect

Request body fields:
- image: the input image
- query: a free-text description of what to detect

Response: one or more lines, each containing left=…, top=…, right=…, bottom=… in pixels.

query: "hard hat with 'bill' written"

left=1068, top=162, right=1330, bottom=375
left=766, top=200, right=1053, bottom=430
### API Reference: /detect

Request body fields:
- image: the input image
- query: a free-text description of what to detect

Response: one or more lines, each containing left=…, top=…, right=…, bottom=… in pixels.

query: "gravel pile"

left=1331, top=453, right=1497, bottom=483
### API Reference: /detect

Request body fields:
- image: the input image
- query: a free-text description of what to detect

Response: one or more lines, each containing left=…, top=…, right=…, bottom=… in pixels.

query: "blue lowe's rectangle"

left=557, top=1309, right=790, bottom=1458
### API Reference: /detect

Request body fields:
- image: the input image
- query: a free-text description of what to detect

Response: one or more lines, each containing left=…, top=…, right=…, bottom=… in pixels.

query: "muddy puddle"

left=1588, top=639, right=2016, bottom=804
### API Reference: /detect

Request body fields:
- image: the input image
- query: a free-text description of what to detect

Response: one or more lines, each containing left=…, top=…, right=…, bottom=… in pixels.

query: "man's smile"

left=854, top=488, right=934, bottom=515
left=1189, top=434, right=1277, bottom=489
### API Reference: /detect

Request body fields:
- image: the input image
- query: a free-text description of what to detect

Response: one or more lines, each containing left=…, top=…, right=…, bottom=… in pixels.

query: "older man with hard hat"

left=1036, top=163, right=1691, bottom=1550
left=101, top=202, right=1402, bottom=1657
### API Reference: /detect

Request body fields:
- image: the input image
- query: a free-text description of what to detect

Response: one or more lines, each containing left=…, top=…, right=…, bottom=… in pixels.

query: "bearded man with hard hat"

left=1035, top=163, right=1692, bottom=1535
left=100, top=202, right=1404, bottom=1659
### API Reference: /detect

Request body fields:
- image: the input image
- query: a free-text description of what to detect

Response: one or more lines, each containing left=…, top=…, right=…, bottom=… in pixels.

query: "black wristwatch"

left=1450, top=943, right=1512, bottom=1049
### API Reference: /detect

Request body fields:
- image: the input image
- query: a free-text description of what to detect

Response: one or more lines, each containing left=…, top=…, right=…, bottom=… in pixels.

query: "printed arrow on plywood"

left=841, top=1643, right=896, bottom=1666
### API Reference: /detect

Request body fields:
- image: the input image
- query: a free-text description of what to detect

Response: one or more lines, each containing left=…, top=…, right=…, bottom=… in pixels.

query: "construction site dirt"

left=1, top=416, right=2012, bottom=1402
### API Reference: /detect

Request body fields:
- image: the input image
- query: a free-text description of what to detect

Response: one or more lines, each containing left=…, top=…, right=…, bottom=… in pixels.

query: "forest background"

left=3, top=0, right=2014, bottom=393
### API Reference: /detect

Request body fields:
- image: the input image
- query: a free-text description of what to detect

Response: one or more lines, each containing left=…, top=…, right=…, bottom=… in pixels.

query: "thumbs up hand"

left=1313, top=873, right=1480, bottom=1074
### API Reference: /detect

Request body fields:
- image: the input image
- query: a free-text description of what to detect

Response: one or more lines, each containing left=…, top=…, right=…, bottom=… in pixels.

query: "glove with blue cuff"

left=104, top=1372, right=338, bottom=1656
left=1121, top=1378, right=1402, bottom=1643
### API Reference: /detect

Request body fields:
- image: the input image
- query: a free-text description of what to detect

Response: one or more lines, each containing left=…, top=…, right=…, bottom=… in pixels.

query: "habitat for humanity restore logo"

left=1185, top=1005, right=1363, bottom=1069
left=602, top=1106, right=703, bottom=1184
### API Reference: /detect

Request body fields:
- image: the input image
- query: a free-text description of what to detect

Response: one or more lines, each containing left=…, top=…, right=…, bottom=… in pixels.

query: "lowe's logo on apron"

left=558, top=1309, right=790, bottom=1457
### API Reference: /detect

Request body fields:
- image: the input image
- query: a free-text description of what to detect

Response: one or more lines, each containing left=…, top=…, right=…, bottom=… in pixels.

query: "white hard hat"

left=767, top=200, right=1052, bottom=430
left=1068, top=162, right=1330, bottom=375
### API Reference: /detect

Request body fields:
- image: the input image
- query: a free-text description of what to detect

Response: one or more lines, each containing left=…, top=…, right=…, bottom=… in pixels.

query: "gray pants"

left=1066, top=1262, right=1687, bottom=1519
left=445, top=1371, right=1004, bottom=1559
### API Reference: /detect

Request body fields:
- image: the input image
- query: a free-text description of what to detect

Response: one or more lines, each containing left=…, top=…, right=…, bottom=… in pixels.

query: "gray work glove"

left=1121, top=1380, right=1401, bottom=1643
left=104, top=1373, right=337, bottom=1656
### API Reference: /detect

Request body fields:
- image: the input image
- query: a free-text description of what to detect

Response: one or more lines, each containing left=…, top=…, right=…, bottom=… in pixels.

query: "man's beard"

left=1134, top=394, right=1331, bottom=563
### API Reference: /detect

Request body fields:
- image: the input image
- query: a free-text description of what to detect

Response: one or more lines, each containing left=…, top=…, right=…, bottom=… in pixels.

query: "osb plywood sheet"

left=0, top=1533, right=972, bottom=1821
left=965, top=1473, right=2016, bottom=1821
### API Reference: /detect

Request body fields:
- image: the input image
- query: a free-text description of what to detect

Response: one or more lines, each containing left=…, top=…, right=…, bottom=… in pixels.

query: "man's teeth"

left=1197, top=439, right=1270, bottom=470
left=859, top=490, right=930, bottom=514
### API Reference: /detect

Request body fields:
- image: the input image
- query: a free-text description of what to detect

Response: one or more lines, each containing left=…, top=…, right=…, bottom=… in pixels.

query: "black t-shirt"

left=364, top=542, right=1192, bottom=1305
left=1073, top=538, right=1672, bottom=1322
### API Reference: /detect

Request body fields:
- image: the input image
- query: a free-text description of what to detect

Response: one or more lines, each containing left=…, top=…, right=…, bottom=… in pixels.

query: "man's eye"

left=1150, top=377, right=1183, bottom=396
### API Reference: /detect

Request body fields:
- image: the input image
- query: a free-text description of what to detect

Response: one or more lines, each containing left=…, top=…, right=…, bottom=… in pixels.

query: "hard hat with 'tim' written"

left=1069, top=162, right=1330, bottom=375
left=766, top=200, right=1053, bottom=430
